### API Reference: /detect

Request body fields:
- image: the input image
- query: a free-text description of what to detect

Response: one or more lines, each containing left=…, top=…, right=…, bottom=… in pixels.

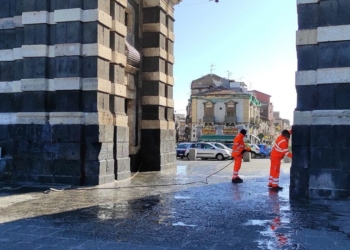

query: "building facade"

left=0, top=0, right=180, bottom=186
left=187, top=74, right=261, bottom=143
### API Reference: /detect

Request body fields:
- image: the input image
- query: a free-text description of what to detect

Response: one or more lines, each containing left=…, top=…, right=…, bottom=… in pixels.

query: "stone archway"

left=0, top=0, right=349, bottom=199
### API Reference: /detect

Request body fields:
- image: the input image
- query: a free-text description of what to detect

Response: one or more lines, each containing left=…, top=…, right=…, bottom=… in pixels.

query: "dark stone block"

left=143, top=7, right=161, bottom=24
left=0, top=159, right=14, bottom=178
left=36, top=0, right=50, bottom=11
left=81, top=91, right=97, bottom=112
left=14, top=60, right=23, bottom=81
left=319, top=0, right=338, bottom=27
left=82, top=57, right=98, bottom=78
left=13, top=159, right=31, bottom=175
left=53, top=176, right=81, bottom=186
left=56, top=56, right=82, bottom=77
left=141, top=129, right=161, bottom=147
left=0, top=29, right=16, bottom=50
left=23, top=57, right=48, bottom=79
left=336, top=41, right=350, bottom=68
left=19, top=92, right=47, bottom=112
left=318, top=84, right=334, bottom=110
left=143, top=33, right=161, bottom=48
left=296, top=85, right=319, bottom=111
left=30, top=160, right=52, bottom=175
left=85, top=125, right=108, bottom=142
left=141, top=81, right=164, bottom=96
left=297, top=45, right=318, bottom=71
left=335, top=83, right=350, bottom=109
left=48, top=57, right=56, bottom=79
left=142, top=105, right=165, bottom=120
left=0, top=93, right=17, bottom=112
left=339, top=0, right=350, bottom=25
left=143, top=57, right=161, bottom=72
left=69, top=0, right=83, bottom=9
left=16, top=0, right=24, bottom=16
left=291, top=146, right=310, bottom=169
left=0, top=0, right=10, bottom=18
left=0, top=61, right=15, bottom=82
left=83, top=22, right=97, bottom=44
left=52, top=125, right=82, bottom=143
left=334, top=147, right=350, bottom=170
left=56, top=0, right=69, bottom=9
left=15, top=28, right=24, bottom=48
left=0, top=125, right=9, bottom=140
left=291, top=125, right=310, bottom=146
left=84, top=160, right=106, bottom=176
left=85, top=143, right=109, bottom=161
left=310, top=125, right=335, bottom=147
left=297, top=3, right=319, bottom=30
left=24, top=24, right=49, bottom=45
left=335, top=125, right=350, bottom=147
left=67, top=22, right=82, bottom=43
left=318, top=42, right=336, bottom=69
left=49, top=0, right=56, bottom=12
left=54, top=90, right=80, bottom=112
left=49, top=24, right=56, bottom=45
left=52, top=160, right=81, bottom=176
left=83, top=0, right=97, bottom=10
left=310, top=146, right=335, bottom=170
left=309, top=169, right=349, bottom=195
left=53, top=143, right=81, bottom=161
left=22, top=0, right=36, bottom=12
left=56, top=23, right=67, bottom=44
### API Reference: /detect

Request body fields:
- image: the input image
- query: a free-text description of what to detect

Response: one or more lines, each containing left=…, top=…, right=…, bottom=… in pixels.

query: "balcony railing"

left=225, top=116, right=236, bottom=124
left=203, top=116, right=215, bottom=123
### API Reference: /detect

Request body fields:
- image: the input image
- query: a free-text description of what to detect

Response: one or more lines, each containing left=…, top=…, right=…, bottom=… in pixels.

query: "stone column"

left=291, top=0, right=350, bottom=199
left=140, top=0, right=177, bottom=171
left=0, top=0, right=131, bottom=186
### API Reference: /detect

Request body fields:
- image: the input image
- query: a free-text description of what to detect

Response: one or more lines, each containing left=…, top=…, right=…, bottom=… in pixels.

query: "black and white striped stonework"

left=0, top=0, right=135, bottom=185
left=293, top=0, right=350, bottom=199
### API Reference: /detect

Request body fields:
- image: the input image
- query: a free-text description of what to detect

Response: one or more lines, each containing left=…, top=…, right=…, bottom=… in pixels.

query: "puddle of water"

left=174, top=196, right=192, bottom=200
left=244, top=219, right=270, bottom=226
left=173, top=222, right=197, bottom=227
left=177, top=165, right=187, bottom=176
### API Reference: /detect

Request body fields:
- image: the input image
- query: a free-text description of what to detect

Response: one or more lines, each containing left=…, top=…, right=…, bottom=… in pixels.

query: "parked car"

left=176, top=143, right=190, bottom=159
left=257, top=144, right=270, bottom=158
left=249, top=144, right=261, bottom=158
left=184, top=142, right=231, bottom=161
left=223, top=143, right=233, bottom=149
left=208, top=142, right=233, bottom=159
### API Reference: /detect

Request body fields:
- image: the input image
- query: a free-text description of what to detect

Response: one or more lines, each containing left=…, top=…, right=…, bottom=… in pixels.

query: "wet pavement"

left=1, top=158, right=350, bottom=250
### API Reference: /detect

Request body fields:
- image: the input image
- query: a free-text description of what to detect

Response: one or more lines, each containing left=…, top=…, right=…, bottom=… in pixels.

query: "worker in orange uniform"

left=268, top=130, right=292, bottom=191
left=231, top=129, right=251, bottom=183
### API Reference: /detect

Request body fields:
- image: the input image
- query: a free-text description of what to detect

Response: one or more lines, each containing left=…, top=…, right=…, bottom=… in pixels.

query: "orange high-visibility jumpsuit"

left=231, top=133, right=250, bottom=179
left=268, top=132, right=292, bottom=187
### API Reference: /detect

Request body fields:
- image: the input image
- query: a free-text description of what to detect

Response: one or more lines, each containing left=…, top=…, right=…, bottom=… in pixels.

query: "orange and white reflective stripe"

left=233, top=171, right=238, bottom=178
left=272, top=178, right=279, bottom=185
left=273, top=139, right=287, bottom=153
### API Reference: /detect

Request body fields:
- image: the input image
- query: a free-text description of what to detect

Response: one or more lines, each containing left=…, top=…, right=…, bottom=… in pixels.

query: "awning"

left=199, top=135, right=236, bottom=142
left=125, top=41, right=140, bottom=66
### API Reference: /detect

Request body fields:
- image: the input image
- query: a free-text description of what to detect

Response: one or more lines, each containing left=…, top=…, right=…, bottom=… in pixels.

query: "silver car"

left=184, top=142, right=231, bottom=161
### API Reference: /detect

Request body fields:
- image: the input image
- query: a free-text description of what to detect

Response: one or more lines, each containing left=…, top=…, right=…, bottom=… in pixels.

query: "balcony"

left=225, top=116, right=236, bottom=124
left=203, top=116, right=215, bottom=123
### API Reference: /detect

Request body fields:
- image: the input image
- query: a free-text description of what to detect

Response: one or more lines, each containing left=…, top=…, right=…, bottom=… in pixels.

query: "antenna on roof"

left=210, top=64, right=215, bottom=75
left=226, top=71, right=232, bottom=80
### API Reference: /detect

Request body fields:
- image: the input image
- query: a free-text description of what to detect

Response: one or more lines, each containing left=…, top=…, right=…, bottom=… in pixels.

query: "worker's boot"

left=232, top=177, right=243, bottom=183
left=270, top=186, right=283, bottom=191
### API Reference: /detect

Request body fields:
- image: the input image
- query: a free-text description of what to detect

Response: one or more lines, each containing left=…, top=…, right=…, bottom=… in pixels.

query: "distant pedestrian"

left=268, top=130, right=292, bottom=191
left=231, top=129, right=251, bottom=183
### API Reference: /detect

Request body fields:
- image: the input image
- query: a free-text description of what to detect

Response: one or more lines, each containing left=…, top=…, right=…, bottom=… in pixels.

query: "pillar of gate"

left=291, top=0, right=350, bottom=199
left=140, top=0, right=177, bottom=171
left=0, top=0, right=133, bottom=185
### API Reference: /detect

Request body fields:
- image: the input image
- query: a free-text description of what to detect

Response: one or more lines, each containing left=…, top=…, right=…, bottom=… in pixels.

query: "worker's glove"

left=242, top=150, right=247, bottom=154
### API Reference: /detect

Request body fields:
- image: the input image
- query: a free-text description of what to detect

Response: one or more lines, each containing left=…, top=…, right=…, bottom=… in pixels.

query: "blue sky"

left=173, top=0, right=298, bottom=123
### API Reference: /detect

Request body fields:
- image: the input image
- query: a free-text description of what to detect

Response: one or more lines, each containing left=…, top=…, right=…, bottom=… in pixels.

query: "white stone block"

left=317, top=67, right=350, bottom=84
left=54, top=78, right=81, bottom=90
left=0, top=49, right=13, bottom=61
left=54, top=8, right=82, bottom=23
left=22, top=45, right=48, bottom=57
left=21, top=79, right=48, bottom=91
left=22, top=11, right=49, bottom=25
left=13, top=48, right=23, bottom=60
left=16, top=112, right=48, bottom=124
left=0, top=113, right=16, bottom=124
left=54, top=43, right=82, bottom=57
left=312, top=110, right=350, bottom=125
left=294, top=111, right=312, bottom=125
left=318, top=25, right=350, bottom=43
left=295, top=70, right=317, bottom=85
left=0, top=81, right=21, bottom=93
left=49, top=112, right=84, bottom=125
left=297, top=0, right=319, bottom=4
left=296, top=29, right=317, bottom=45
